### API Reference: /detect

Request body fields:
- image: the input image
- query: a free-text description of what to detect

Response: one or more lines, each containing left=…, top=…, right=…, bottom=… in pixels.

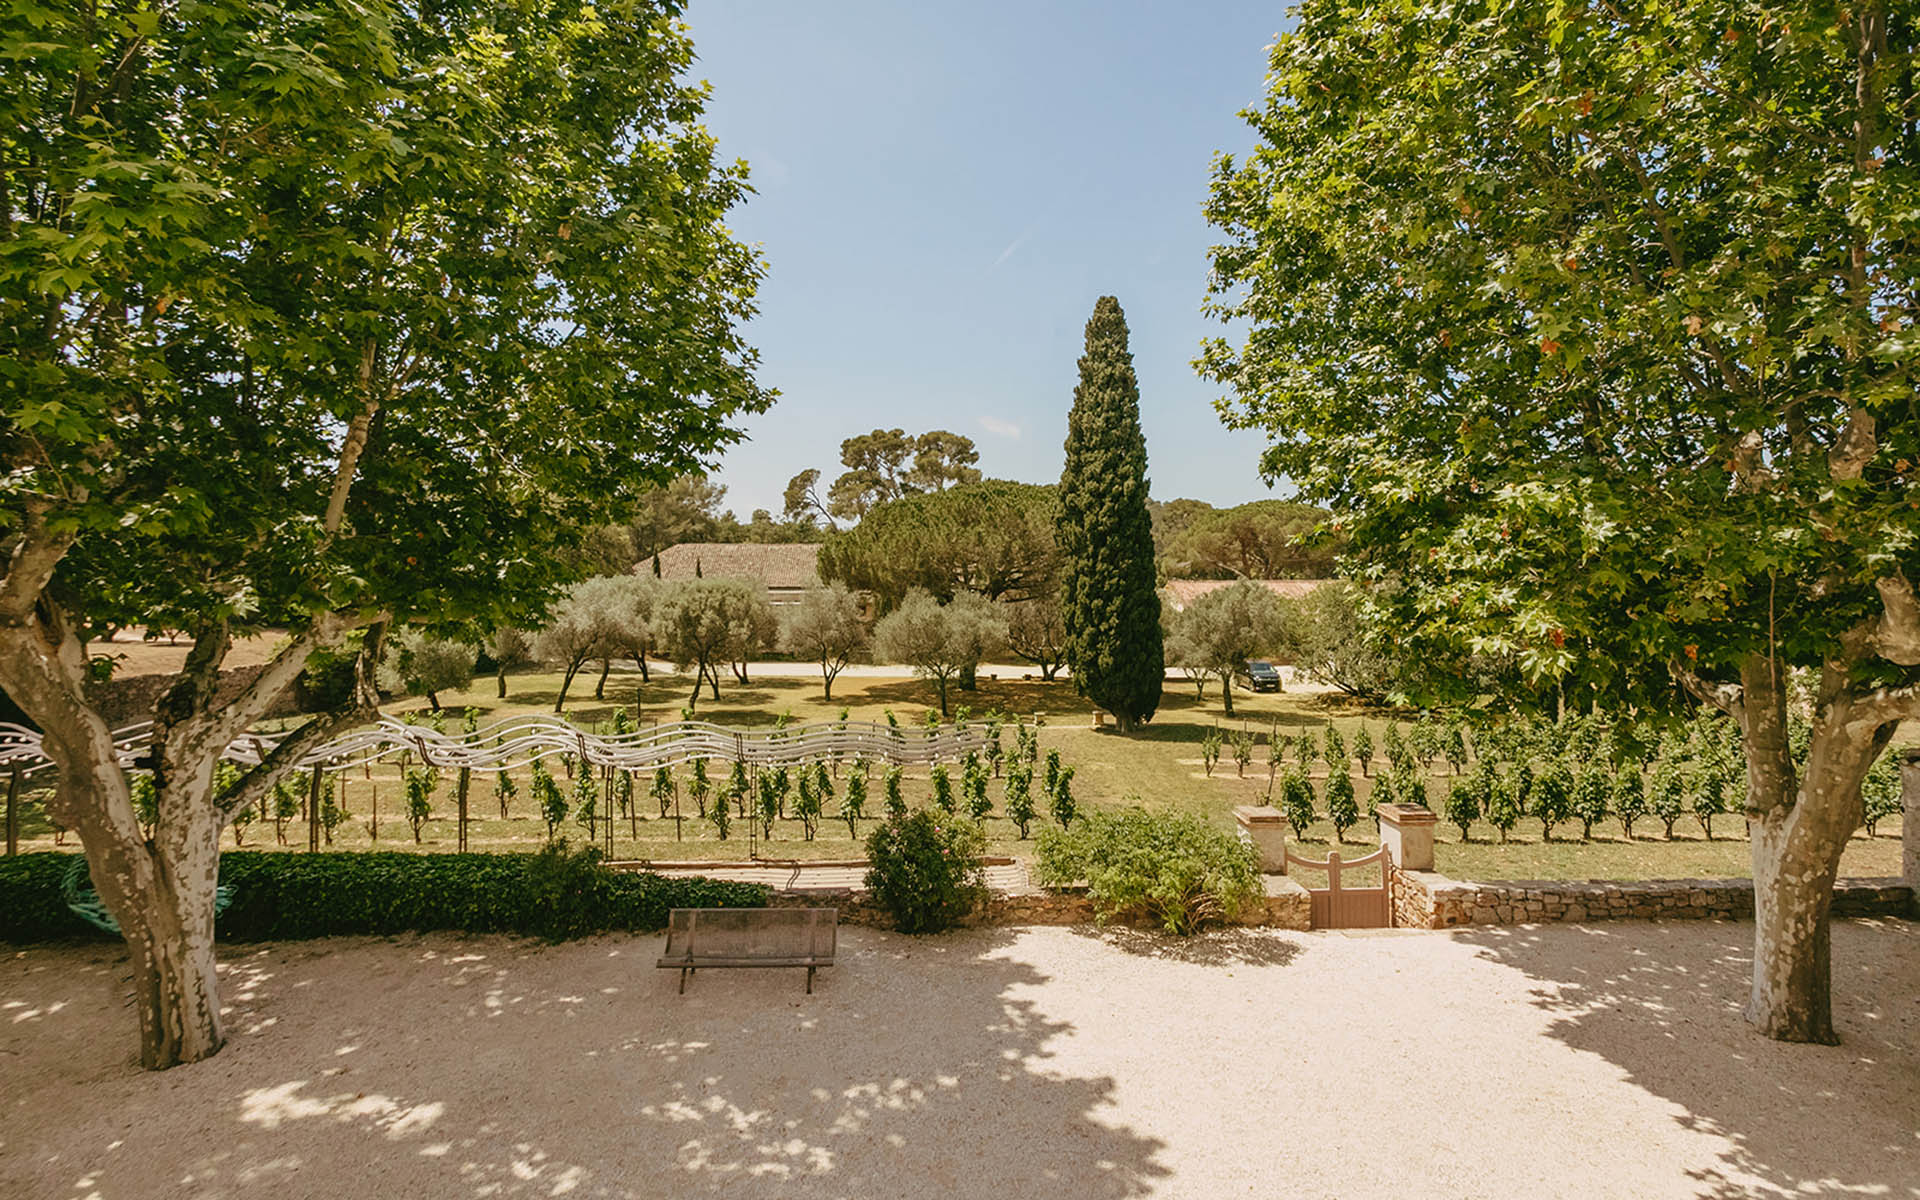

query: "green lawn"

left=8, top=668, right=1904, bottom=881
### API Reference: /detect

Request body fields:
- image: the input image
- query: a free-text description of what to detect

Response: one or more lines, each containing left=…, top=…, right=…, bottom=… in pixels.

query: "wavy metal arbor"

left=0, top=716, right=990, bottom=778
left=0, top=715, right=994, bottom=853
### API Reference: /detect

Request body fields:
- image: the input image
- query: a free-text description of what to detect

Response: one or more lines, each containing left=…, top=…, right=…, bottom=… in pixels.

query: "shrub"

left=883, top=765, right=907, bottom=820
left=726, top=760, right=750, bottom=816
left=1443, top=777, right=1479, bottom=841
left=709, top=786, right=732, bottom=839
left=756, top=771, right=781, bottom=838
left=842, top=765, right=868, bottom=837
left=1034, top=808, right=1261, bottom=936
left=1351, top=723, right=1374, bottom=775
left=1048, top=763, right=1078, bottom=829
left=533, top=761, right=567, bottom=840
left=1367, top=769, right=1394, bottom=823
left=404, top=769, right=435, bottom=843
left=1005, top=768, right=1037, bottom=838
left=1323, top=725, right=1345, bottom=771
left=1694, top=762, right=1729, bottom=840
left=1411, top=712, right=1442, bottom=769
left=1612, top=764, right=1648, bottom=839
left=1532, top=761, right=1573, bottom=841
left=930, top=763, right=955, bottom=813
left=1571, top=765, right=1609, bottom=840
left=793, top=769, right=823, bottom=840
left=573, top=768, right=599, bottom=839
left=687, top=758, right=712, bottom=818
left=1650, top=758, right=1688, bottom=839
left=1325, top=770, right=1359, bottom=841
left=1230, top=729, right=1254, bottom=776
left=863, top=811, right=987, bottom=934
left=1396, top=768, right=1427, bottom=810
left=1280, top=766, right=1316, bottom=838
left=1862, top=753, right=1899, bottom=836
left=495, top=770, right=518, bottom=819
left=965, top=760, right=994, bottom=821
left=0, top=848, right=767, bottom=943
left=1484, top=773, right=1520, bottom=842
left=1444, top=719, right=1469, bottom=775
left=1200, top=728, right=1223, bottom=777
left=651, top=765, right=675, bottom=818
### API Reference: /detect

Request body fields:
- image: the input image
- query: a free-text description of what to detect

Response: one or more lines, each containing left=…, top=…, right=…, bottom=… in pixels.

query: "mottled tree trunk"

left=1738, top=659, right=1886, bottom=1044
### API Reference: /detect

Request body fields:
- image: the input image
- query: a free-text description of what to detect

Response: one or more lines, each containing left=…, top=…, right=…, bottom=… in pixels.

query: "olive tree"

left=0, top=0, right=765, bottom=1067
left=873, top=590, right=1007, bottom=716
left=654, top=579, right=768, bottom=707
left=781, top=582, right=867, bottom=701
left=1201, top=0, right=1916, bottom=1041
left=1163, top=582, right=1287, bottom=717
left=385, top=632, right=477, bottom=711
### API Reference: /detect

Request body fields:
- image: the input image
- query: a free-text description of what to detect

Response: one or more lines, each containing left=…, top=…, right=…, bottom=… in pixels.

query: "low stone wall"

left=767, top=875, right=1312, bottom=933
left=1387, top=862, right=1912, bottom=929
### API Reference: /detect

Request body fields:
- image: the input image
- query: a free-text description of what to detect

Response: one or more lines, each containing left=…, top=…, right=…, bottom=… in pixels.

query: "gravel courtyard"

left=3, top=919, right=1915, bottom=1199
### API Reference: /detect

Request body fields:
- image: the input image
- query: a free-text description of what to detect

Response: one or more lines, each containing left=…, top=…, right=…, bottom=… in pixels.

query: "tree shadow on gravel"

left=0, top=928, right=1171, bottom=1200
left=1453, top=918, right=1920, bottom=1199
left=1066, top=924, right=1304, bottom=967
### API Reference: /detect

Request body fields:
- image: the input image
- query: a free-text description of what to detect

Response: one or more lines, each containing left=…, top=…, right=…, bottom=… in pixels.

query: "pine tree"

left=1058, top=295, right=1163, bottom=731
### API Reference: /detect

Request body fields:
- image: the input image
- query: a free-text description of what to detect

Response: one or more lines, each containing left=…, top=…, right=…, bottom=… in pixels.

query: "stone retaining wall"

left=1386, top=862, right=1912, bottom=929
left=768, top=875, right=1312, bottom=932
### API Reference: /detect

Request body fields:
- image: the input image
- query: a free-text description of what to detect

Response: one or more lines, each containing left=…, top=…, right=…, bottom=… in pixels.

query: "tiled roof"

left=1161, top=578, right=1331, bottom=610
left=648, top=542, right=823, bottom=589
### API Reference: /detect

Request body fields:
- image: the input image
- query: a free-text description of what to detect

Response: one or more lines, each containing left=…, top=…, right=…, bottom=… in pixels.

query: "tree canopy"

left=784, top=428, right=984, bottom=526
left=1200, top=0, right=1916, bottom=1042
left=817, top=479, right=1059, bottom=609
left=781, top=582, right=867, bottom=701
left=873, top=590, right=1006, bottom=716
left=0, top=0, right=766, bottom=1067
left=1159, top=499, right=1339, bottom=579
left=1164, top=581, right=1286, bottom=716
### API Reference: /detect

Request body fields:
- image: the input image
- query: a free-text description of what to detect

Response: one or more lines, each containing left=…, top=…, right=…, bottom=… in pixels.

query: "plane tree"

left=1201, top=0, right=1916, bottom=1042
left=0, top=0, right=766, bottom=1068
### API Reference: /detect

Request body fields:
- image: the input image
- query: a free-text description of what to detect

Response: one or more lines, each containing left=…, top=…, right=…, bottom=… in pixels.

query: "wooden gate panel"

left=1284, top=845, right=1389, bottom=929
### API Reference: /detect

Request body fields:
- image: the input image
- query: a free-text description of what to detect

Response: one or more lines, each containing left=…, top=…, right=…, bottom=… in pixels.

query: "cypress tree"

left=1057, top=296, right=1163, bottom=731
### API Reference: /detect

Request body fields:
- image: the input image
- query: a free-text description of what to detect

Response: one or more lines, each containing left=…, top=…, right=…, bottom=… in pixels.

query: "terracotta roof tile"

left=647, top=543, right=822, bottom=589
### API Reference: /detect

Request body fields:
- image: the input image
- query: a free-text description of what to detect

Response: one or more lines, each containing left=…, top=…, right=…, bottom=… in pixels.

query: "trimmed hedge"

left=0, top=847, right=767, bottom=944
left=0, top=854, right=96, bottom=941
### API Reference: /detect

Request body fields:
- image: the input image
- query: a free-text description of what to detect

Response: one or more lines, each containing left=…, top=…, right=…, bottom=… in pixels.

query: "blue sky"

left=685, top=0, right=1293, bottom=520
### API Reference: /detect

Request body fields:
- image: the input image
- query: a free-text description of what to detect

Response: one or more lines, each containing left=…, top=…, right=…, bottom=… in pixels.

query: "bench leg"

left=806, top=965, right=814, bottom=995
left=679, top=967, right=688, bottom=995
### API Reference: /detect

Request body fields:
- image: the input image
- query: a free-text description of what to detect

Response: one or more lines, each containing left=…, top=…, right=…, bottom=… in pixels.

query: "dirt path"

left=3, top=920, right=1914, bottom=1198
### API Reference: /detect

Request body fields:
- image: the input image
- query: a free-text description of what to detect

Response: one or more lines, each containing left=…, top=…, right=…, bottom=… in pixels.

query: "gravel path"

left=3, top=919, right=1914, bottom=1199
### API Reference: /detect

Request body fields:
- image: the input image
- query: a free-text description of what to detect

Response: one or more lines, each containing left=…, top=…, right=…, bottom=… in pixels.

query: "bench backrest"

left=663, top=907, right=836, bottom=962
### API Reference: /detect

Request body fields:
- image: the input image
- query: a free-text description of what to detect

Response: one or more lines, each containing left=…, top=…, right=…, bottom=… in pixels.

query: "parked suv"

left=1240, top=660, right=1281, bottom=692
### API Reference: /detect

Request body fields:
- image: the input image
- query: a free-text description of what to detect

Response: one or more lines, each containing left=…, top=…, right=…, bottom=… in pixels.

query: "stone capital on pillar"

left=1378, top=802, right=1437, bottom=872
left=1234, top=805, right=1288, bottom=874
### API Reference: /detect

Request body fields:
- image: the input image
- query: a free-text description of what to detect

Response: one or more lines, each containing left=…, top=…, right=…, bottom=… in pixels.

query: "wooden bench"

left=657, top=907, right=837, bottom=994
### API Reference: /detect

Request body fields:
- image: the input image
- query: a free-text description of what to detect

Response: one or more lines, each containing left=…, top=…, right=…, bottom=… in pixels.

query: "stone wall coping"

left=1378, top=803, right=1438, bottom=827
left=1233, top=804, right=1287, bottom=826
left=1262, top=875, right=1311, bottom=900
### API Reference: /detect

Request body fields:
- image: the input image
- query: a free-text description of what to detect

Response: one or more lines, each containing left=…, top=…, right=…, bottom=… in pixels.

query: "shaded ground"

left=4, top=920, right=1914, bottom=1198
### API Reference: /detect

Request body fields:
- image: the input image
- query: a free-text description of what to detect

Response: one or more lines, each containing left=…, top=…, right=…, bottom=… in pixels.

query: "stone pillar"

left=1234, top=805, right=1288, bottom=874
left=1902, top=750, right=1920, bottom=889
left=1378, top=803, right=1437, bottom=871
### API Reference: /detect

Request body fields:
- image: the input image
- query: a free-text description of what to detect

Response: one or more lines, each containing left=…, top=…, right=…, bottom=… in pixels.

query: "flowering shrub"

left=863, top=810, right=987, bottom=934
